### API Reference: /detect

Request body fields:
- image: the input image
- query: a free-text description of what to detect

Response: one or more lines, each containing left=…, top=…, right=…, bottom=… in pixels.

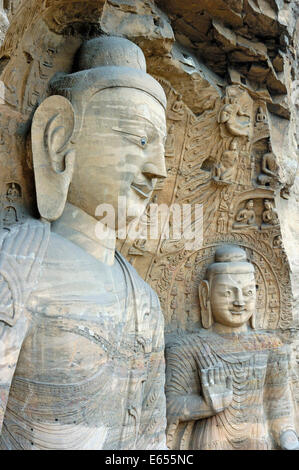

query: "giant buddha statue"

left=0, top=36, right=168, bottom=450
left=165, top=245, right=298, bottom=450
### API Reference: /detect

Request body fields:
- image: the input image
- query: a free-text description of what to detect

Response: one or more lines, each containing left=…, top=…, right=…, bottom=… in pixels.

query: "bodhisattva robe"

left=166, top=330, right=296, bottom=450
left=0, top=219, right=166, bottom=450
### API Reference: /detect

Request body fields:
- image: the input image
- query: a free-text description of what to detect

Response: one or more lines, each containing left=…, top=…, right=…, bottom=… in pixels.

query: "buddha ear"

left=249, top=312, right=256, bottom=329
left=199, top=280, right=213, bottom=329
left=31, top=95, right=76, bottom=221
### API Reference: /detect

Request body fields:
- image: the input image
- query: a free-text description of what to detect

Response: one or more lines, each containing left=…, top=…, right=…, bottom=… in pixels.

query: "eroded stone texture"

left=165, top=246, right=298, bottom=450
left=0, top=0, right=297, bottom=451
left=0, top=33, right=168, bottom=450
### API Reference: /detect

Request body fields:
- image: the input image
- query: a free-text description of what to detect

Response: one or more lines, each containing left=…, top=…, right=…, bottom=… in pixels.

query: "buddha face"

left=219, top=105, right=233, bottom=124
left=67, top=87, right=167, bottom=230
left=210, top=272, right=256, bottom=328
left=220, top=110, right=230, bottom=123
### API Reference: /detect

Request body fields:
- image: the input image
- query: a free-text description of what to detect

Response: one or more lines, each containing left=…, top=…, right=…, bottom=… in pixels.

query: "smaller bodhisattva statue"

left=212, top=141, right=238, bottom=184
left=165, top=245, right=299, bottom=450
left=257, top=142, right=279, bottom=187
left=233, top=200, right=258, bottom=229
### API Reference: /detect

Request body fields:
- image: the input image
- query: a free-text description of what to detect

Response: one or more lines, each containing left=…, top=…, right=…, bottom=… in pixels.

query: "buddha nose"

left=142, top=159, right=167, bottom=180
left=233, top=290, right=245, bottom=308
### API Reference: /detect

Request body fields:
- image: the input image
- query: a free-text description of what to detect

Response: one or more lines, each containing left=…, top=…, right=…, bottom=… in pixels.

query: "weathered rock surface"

left=0, top=0, right=297, bottom=451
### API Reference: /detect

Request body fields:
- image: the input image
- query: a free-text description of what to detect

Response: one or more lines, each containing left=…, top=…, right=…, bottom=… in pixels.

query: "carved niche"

left=119, top=81, right=292, bottom=334
left=117, top=75, right=296, bottom=449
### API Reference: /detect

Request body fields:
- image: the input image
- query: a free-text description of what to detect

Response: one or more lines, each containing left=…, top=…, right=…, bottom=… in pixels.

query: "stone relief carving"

left=262, top=199, right=279, bottom=229
left=257, top=142, right=280, bottom=188
left=212, top=141, right=238, bottom=185
left=165, top=245, right=298, bottom=450
left=117, top=54, right=297, bottom=448
left=233, top=199, right=258, bottom=230
left=255, top=106, right=267, bottom=126
left=120, top=78, right=293, bottom=338
left=217, top=86, right=252, bottom=140
left=0, top=35, right=168, bottom=450
left=0, top=0, right=297, bottom=452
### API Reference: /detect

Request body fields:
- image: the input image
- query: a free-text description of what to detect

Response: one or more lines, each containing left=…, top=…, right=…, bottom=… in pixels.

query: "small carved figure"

left=168, top=94, right=185, bottom=121
left=218, top=89, right=251, bottom=139
left=262, top=199, right=279, bottom=228
left=185, top=283, right=192, bottom=301
left=219, top=190, right=230, bottom=212
left=170, top=296, right=178, bottom=319
left=171, top=285, right=178, bottom=297
left=257, top=143, right=279, bottom=187
left=236, top=151, right=251, bottom=185
left=165, top=124, right=175, bottom=157
left=273, top=235, right=282, bottom=248
left=233, top=200, right=258, bottom=229
left=3, top=205, right=17, bottom=225
left=165, top=245, right=299, bottom=450
left=185, top=259, right=192, bottom=269
left=6, top=182, right=21, bottom=202
left=281, top=184, right=291, bottom=200
left=255, top=106, right=267, bottom=125
left=217, top=212, right=227, bottom=233
left=212, top=141, right=238, bottom=184
left=128, top=237, right=147, bottom=255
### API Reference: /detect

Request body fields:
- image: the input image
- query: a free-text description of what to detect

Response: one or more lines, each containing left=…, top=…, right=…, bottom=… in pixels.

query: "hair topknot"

left=76, top=36, right=147, bottom=72
left=214, top=245, right=247, bottom=263
left=48, top=35, right=166, bottom=110
left=205, top=245, right=254, bottom=279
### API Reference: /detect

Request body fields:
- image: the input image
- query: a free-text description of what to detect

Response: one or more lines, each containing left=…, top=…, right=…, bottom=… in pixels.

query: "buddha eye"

left=245, top=290, right=253, bottom=296
left=140, top=136, right=148, bottom=147
left=112, top=127, right=148, bottom=148
left=224, top=290, right=232, bottom=297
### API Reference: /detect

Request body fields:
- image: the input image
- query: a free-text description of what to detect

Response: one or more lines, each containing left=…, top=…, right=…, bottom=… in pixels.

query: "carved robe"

left=0, top=219, right=166, bottom=450
left=166, top=330, right=296, bottom=450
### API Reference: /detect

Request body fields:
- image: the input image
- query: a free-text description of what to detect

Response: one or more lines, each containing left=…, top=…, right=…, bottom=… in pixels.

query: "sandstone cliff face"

left=0, top=0, right=297, bottom=444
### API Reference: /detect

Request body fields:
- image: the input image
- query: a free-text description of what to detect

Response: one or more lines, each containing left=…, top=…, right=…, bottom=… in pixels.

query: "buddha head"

left=30, top=36, right=167, bottom=229
left=218, top=104, right=233, bottom=124
left=246, top=199, right=254, bottom=210
left=199, top=245, right=256, bottom=330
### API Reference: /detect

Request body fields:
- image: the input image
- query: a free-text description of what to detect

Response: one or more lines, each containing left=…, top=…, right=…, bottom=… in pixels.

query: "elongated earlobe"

left=199, top=280, right=213, bottom=329
left=250, top=313, right=256, bottom=329
left=31, top=95, right=76, bottom=221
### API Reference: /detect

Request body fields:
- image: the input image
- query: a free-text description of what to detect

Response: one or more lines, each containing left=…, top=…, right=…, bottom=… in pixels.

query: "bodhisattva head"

left=199, top=245, right=256, bottom=331
left=246, top=199, right=254, bottom=210
left=31, top=36, right=167, bottom=228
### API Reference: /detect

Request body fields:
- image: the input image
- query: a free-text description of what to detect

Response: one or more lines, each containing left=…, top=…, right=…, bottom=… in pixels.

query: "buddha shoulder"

left=0, top=218, right=50, bottom=326
left=116, top=250, right=162, bottom=312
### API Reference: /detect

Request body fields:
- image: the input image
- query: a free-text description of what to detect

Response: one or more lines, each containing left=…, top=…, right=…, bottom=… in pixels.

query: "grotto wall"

left=0, top=0, right=297, bottom=450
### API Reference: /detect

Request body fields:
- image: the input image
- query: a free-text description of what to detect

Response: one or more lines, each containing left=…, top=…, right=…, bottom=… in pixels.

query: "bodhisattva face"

left=220, top=109, right=230, bottom=123
left=67, top=87, right=167, bottom=230
left=210, top=272, right=256, bottom=328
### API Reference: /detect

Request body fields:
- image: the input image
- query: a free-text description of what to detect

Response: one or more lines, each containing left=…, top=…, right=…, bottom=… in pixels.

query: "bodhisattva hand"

left=201, top=366, right=233, bottom=414
left=280, top=430, right=299, bottom=450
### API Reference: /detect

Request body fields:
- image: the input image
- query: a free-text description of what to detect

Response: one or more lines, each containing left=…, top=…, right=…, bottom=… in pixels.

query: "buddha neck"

left=212, top=321, right=250, bottom=335
left=51, top=202, right=116, bottom=265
